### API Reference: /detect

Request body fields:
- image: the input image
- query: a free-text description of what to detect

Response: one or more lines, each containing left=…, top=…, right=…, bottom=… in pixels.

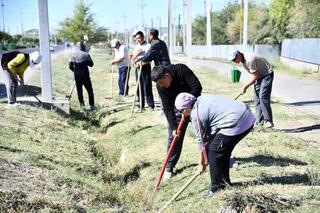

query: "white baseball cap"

left=30, top=51, right=42, bottom=64
left=110, top=39, right=120, bottom=48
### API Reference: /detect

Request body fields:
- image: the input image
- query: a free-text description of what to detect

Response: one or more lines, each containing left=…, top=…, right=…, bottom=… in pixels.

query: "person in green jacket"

left=1, top=51, right=42, bottom=106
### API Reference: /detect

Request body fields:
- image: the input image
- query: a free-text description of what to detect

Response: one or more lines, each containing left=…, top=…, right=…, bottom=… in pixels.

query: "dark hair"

left=149, top=28, right=159, bottom=38
left=78, top=41, right=86, bottom=51
left=151, top=65, right=169, bottom=81
left=134, top=31, right=144, bottom=38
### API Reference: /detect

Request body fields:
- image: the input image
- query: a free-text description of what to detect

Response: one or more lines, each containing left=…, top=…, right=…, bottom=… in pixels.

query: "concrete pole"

left=186, top=0, right=192, bottom=62
left=173, top=17, right=176, bottom=53
left=243, top=0, right=248, bottom=47
left=206, top=0, right=212, bottom=58
left=168, top=0, right=173, bottom=59
left=38, top=0, right=52, bottom=101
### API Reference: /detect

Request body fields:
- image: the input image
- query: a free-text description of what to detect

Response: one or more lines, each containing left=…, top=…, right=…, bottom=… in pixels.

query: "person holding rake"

left=175, top=92, right=255, bottom=199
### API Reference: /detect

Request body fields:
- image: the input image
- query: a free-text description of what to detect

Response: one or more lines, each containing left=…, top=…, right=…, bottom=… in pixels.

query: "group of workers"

left=1, top=27, right=274, bottom=199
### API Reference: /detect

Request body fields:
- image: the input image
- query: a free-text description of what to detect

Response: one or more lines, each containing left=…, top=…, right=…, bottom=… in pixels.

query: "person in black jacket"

left=140, top=28, right=171, bottom=66
left=69, top=41, right=95, bottom=110
left=151, top=64, right=202, bottom=180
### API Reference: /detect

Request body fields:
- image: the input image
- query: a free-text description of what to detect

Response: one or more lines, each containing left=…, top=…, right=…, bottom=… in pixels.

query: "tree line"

left=192, top=0, right=320, bottom=45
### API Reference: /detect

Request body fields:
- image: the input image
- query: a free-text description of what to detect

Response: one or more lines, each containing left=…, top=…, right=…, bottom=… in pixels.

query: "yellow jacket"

left=7, top=53, right=29, bottom=79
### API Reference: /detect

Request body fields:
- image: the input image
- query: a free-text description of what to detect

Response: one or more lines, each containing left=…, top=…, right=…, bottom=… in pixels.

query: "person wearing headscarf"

left=175, top=92, right=255, bottom=199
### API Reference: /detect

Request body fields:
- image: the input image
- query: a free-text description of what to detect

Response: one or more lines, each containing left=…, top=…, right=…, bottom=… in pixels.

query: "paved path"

left=175, top=57, right=320, bottom=116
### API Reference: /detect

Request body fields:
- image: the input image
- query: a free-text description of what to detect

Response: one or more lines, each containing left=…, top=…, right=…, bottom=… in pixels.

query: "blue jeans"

left=118, top=66, right=129, bottom=95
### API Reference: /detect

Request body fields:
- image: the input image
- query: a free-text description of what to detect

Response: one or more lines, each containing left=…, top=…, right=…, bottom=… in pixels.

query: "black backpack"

left=1, top=51, right=29, bottom=70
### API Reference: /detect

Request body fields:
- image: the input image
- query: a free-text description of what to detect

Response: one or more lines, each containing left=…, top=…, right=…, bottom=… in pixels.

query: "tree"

left=192, top=16, right=206, bottom=45
left=287, top=0, right=320, bottom=38
left=58, top=0, right=108, bottom=44
left=192, top=1, right=239, bottom=45
left=269, top=0, right=294, bottom=41
left=0, top=31, right=13, bottom=46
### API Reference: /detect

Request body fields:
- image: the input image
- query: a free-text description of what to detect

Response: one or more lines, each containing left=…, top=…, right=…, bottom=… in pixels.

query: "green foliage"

left=192, top=1, right=239, bottom=45
left=269, top=0, right=294, bottom=40
left=287, top=0, right=320, bottom=38
left=192, top=16, right=206, bottom=45
left=0, top=31, right=13, bottom=45
left=58, top=0, right=108, bottom=44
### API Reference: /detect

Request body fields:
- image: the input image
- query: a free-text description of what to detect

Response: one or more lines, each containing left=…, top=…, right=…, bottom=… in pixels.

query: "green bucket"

left=230, top=67, right=241, bottom=83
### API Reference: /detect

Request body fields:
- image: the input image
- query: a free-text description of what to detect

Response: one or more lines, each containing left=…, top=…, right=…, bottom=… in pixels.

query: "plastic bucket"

left=230, top=67, right=241, bottom=83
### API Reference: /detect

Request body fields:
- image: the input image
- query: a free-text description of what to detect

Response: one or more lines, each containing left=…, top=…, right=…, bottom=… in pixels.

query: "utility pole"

left=138, top=0, right=146, bottom=30
left=1, top=0, right=4, bottom=32
left=168, top=0, right=173, bottom=58
left=206, top=0, right=212, bottom=57
left=182, top=0, right=186, bottom=54
left=38, top=0, right=52, bottom=102
left=20, top=10, right=24, bottom=35
left=186, top=0, right=192, bottom=63
left=121, top=13, right=128, bottom=46
left=158, top=17, right=161, bottom=35
left=243, top=0, right=248, bottom=47
left=178, top=14, right=181, bottom=48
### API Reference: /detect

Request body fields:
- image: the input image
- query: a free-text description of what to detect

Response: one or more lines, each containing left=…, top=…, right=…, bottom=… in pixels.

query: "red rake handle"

left=154, top=115, right=187, bottom=190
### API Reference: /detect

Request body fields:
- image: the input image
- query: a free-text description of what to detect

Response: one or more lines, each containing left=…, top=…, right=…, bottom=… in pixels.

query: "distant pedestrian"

left=230, top=50, right=274, bottom=128
left=69, top=41, right=95, bottom=111
left=131, top=31, right=155, bottom=111
left=175, top=92, right=255, bottom=199
left=111, top=39, right=130, bottom=96
left=1, top=51, right=42, bottom=106
left=151, top=64, right=202, bottom=181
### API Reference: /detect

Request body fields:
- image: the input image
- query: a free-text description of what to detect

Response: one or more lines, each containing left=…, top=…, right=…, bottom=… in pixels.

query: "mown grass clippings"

left=222, top=190, right=300, bottom=213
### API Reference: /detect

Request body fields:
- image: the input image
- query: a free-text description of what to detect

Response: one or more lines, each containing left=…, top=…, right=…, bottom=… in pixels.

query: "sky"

left=1, top=0, right=266, bottom=35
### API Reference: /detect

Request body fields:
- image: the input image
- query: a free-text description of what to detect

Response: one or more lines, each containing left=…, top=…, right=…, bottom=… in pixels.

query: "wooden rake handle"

left=158, top=172, right=199, bottom=213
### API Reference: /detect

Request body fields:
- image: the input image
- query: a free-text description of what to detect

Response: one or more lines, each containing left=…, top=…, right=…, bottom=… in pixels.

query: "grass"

left=192, top=56, right=320, bottom=81
left=269, top=59, right=320, bottom=81
left=0, top=48, right=319, bottom=212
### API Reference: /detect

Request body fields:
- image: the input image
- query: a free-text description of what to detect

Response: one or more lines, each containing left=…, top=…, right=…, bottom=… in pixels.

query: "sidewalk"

left=175, top=57, right=320, bottom=116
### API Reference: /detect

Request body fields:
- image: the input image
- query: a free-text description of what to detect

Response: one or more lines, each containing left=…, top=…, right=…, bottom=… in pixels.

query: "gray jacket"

left=190, top=94, right=252, bottom=147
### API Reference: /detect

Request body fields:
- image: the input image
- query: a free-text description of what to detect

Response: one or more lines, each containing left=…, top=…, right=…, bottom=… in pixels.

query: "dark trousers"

left=75, top=75, right=94, bottom=107
left=207, top=125, right=253, bottom=192
left=118, top=66, right=129, bottom=95
left=166, top=112, right=189, bottom=172
left=254, top=72, right=274, bottom=124
left=135, top=64, right=154, bottom=108
left=4, top=69, right=18, bottom=104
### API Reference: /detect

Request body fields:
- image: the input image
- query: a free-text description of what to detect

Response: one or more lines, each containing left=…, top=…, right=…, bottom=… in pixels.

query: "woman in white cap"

left=1, top=51, right=41, bottom=106
left=175, top=92, right=255, bottom=199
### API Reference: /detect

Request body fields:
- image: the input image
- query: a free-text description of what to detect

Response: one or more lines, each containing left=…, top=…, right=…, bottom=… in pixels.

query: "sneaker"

left=229, top=157, right=238, bottom=168
left=157, top=109, right=164, bottom=116
left=203, top=190, right=215, bottom=199
left=147, top=107, right=154, bottom=112
left=8, top=102, right=20, bottom=107
left=264, top=121, right=274, bottom=128
left=163, top=171, right=172, bottom=182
